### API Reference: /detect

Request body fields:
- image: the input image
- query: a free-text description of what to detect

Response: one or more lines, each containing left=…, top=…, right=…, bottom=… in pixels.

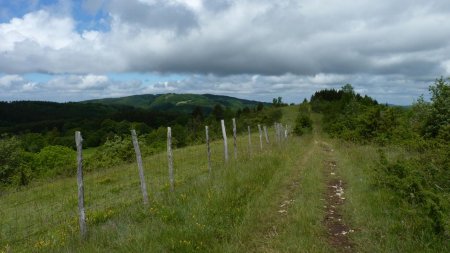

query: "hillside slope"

left=1, top=106, right=448, bottom=252
left=84, top=93, right=269, bottom=112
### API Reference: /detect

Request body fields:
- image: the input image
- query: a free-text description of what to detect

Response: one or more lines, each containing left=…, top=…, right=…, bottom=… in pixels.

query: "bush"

left=34, top=145, right=76, bottom=177
left=85, top=135, right=134, bottom=170
left=294, top=102, right=313, bottom=136
left=0, top=137, right=33, bottom=186
left=293, top=114, right=313, bottom=136
left=375, top=151, right=446, bottom=235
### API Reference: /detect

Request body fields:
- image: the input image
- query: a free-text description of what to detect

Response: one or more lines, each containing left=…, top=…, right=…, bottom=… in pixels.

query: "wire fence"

left=0, top=119, right=290, bottom=251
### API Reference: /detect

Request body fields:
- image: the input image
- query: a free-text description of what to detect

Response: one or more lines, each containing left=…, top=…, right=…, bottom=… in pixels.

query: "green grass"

left=1, top=107, right=312, bottom=252
left=329, top=140, right=450, bottom=252
left=1, top=107, right=449, bottom=252
left=223, top=134, right=332, bottom=253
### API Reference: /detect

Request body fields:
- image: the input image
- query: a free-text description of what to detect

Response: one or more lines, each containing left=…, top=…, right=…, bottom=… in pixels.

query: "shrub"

left=293, top=114, right=313, bottom=136
left=294, top=103, right=313, bottom=136
left=0, top=137, right=34, bottom=186
left=34, top=145, right=76, bottom=177
left=85, top=135, right=134, bottom=170
left=375, top=151, right=446, bottom=234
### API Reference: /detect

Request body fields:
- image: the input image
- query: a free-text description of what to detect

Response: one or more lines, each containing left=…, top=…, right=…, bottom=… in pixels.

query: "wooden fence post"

left=277, top=123, right=281, bottom=142
left=167, top=127, right=174, bottom=192
left=75, top=131, right=87, bottom=239
left=285, top=124, right=288, bottom=139
left=278, top=123, right=283, bottom=143
left=274, top=123, right=279, bottom=143
left=232, top=118, right=237, bottom=160
left=131, top=130, right=149, bottom=205
left=263, top=126, right=270, bottom=144
left=205, top=126, right=211, bottom=174
left=258, top=124, right=263, bottom=150
left=247, top=126, right=252, bottom=156
left=221, top=120, right=229, bottom=162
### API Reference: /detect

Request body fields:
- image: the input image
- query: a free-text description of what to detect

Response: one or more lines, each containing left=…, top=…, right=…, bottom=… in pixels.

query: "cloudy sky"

left=1, top=0, right=450, bottom=104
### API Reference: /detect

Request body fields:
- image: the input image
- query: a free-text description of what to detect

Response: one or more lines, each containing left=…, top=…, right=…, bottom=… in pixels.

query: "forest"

left=0, top=98, right=280, bottom=186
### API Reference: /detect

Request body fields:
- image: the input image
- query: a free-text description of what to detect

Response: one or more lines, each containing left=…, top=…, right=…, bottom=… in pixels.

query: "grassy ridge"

left=84, top=93, right=269, bottom=112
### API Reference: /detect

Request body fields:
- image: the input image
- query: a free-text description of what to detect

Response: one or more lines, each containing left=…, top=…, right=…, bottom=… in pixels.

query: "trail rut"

left=320, top=141, right=354, bottom=252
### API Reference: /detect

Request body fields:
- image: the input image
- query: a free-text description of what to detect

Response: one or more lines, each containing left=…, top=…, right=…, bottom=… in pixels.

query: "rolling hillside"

left=84, top=93, right=269, bottom=113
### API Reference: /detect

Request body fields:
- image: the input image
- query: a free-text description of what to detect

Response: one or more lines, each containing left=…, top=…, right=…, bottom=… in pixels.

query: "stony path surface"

left=320, top=141, right=354, bottom=252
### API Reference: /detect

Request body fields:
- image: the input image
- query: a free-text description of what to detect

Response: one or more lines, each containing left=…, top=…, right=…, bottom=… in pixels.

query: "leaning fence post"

left=131, top=130, right=149, bottom=205
left=263, top=126, right=270, bottom=144
left=274, top=123, right=279, bottom=143
left=278, top=123, right=282, bottom=143
left=205, top=126, right=211, bottom=174
left=258, top=124, right=263, bottom=150
left=221, top=119, right=229, bottom=162
left=75, top=131, right=87, bottom=239
left=279, top=123, right=283, bottom=142
left=247, top=126, right=252, bottom=156
left=167, top=127, right=174, bottom=192
left=232, top=118, right=237, bottom=160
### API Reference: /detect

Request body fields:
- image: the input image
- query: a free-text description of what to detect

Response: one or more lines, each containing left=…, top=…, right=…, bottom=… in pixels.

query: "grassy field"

left=0, top=106, right=306, bottom=252
left=1, top=107, right=449, bottom=252
left=331, top=140, right=450, bottom=252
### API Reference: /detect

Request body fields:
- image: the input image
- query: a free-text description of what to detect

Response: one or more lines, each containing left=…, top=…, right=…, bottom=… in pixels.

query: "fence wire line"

left=1, top=120, right=290, bottom=249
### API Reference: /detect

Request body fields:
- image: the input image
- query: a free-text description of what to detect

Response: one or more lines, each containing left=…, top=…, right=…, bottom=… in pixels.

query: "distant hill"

left=84, top=93, right=269, bottom=113
left=0, top=94, right=270, bottom=143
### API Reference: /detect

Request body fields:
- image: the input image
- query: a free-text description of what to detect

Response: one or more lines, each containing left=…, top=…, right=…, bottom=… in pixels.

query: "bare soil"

left=321, top=143, right=354, bottom=252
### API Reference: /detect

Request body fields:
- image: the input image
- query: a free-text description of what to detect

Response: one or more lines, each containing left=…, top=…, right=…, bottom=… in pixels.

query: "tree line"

left=0, top=101, right=281, bottom=187
left=310, top=78, right=449, bottom=236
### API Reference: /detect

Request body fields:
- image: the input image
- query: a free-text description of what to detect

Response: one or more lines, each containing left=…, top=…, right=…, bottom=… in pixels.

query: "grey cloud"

left=203, top=0, right=232, bottom=12
left=2, top=0, right=450, bottom=78
left=82, top=0, right=106, bottom=15
left=1, top=0, right=450, bottom=105
left=118, top=0, right=450, bottom=78
left=108, top=0, right=198, bottom=33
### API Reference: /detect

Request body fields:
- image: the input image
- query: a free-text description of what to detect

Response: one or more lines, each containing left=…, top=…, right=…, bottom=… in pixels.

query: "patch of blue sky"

left=72, top=1, right=110, bottom=33
left=0, top=0, right=110, bottom=32
left=0, top=0, right=59, bottom=21
left=107, top=73, right=186, bottom=84
left=23, top=73, right=52, bottom=82
left=0, top=0, right=39, bottom=22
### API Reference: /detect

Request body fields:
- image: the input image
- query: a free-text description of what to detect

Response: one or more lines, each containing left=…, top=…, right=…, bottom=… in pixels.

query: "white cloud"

left=0, top=74, right=37, bottom=93
left=45, top=74, right=109, bottom=91
left=0, top=72, right=432, bottom=105
left=1, top=0, right=449, bottom=76
left=0, top=75, right=24, bottom=88
left=0, top=10, right=79, bottom=51
left=0, top=0, right=449, bottom=104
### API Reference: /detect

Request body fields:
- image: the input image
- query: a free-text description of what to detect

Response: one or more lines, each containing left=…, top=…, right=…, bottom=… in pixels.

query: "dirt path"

left=320, top=141, right=354, bottom=252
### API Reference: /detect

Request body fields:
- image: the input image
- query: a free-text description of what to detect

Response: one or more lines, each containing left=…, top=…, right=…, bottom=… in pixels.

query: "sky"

left=1, top=0, right=450, bottom=104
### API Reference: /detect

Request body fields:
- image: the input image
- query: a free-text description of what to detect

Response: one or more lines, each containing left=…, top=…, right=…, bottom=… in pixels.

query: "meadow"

left=1, top=104, right=449, bottom=252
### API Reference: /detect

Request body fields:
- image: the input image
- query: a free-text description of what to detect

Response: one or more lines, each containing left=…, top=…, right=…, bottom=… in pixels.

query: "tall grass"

left=331, top=140, right=450, bottom=252
left=1, top=118, right=308, bottom=252
left=3, top=106, right=446, bottom=252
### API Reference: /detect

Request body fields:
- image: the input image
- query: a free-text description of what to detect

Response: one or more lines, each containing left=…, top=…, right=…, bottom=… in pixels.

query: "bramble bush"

left=33, top=145, right=76, bottom=178
left=375, top=151, right=446, bottom=234
left=0, top=136, right=33, bottom=186
left=85, top=135, right=135, bottom=171
left=293, top=102, right=312, bottom=136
